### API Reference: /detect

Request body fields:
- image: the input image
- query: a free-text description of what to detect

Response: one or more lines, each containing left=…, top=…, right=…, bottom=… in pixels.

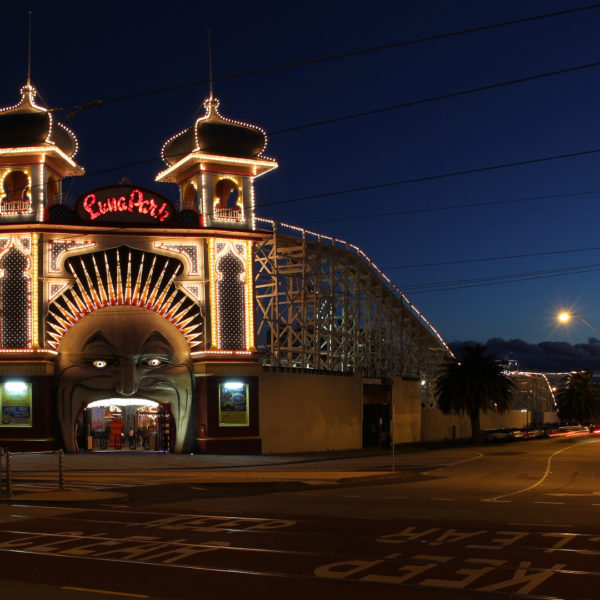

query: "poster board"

left=218, top=382, right=249, bottom=427
left=0, top=381, right=32, bottom=427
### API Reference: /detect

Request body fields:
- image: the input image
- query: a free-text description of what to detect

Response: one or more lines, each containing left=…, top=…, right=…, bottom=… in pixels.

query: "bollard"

left=58, top=449, right=64, bottom=491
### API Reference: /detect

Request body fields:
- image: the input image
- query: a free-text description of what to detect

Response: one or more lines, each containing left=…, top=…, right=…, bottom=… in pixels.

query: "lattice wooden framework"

left=253, top=221, right=451, bottom=386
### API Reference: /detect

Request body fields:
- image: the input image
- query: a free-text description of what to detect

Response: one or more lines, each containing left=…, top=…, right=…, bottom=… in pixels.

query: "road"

left=0, top=435, right=599, bottom=599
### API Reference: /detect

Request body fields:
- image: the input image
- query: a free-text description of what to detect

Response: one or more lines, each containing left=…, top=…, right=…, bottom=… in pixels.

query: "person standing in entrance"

left=109, top=417, right=125, bottom=449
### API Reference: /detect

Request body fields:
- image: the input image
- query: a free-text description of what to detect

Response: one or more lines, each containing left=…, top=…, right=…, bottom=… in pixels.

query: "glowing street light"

left=557, top=311, right=600, bottom=337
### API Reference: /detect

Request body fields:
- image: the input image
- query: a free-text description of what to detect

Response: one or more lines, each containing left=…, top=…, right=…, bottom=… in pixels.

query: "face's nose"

left=115, top=358, right=138, bottom=396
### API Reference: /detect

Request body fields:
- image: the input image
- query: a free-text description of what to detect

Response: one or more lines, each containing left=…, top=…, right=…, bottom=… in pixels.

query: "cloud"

left=451, top=337, right=600, bottom=373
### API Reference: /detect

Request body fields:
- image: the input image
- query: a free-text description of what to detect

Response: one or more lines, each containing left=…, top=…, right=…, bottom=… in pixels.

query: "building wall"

left=421, top=408, right=537, bottom=441
left=391, top=377, right=421, bottom=444
left=258, top=370, right=362, bottom=454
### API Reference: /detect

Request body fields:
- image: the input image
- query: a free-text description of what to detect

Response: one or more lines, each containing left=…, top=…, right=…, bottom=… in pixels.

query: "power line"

left=52, top=3, right=600, bottom=117
left=269, top=60, right=600, bottom=135
left=300, top=189, right=600, bottom=226
left=384, top=245, right=600, bottom=270
left=65, top=59, right=600, bottom=188
left=402, top=263, right=600, bottom=294
left=262, top=148, right=600, bottom=207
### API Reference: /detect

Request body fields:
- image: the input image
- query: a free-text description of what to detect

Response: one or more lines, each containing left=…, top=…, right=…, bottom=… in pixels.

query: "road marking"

left=483, top=440, right=598, bottom=502
left=448, top=452, right=484, bottom=466
left=61, top=586, right=149, bottom=598
left=432, top=498, right=455, bottom=502
left=383, top=496, right=407, bottom=499
left=546, top=492, right=600, bottom=497
left=339, top=495, right=361, bottom=498
left=533, top=501, right=564, bottom=505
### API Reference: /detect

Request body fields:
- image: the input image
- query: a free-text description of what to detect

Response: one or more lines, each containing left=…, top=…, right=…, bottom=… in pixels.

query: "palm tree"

left=435, top=344, right=515, bottom=444
left=556, top=370, right=600, bottom=425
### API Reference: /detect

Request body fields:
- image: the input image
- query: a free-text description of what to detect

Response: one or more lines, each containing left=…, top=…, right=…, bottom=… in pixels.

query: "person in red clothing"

left=109, top=417, right=125, bottom=449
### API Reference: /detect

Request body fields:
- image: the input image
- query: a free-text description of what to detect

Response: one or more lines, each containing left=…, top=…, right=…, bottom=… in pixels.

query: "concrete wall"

left=258, top=370, right=362, bottom=454
left=391, top=377, right=421, bottom=444
left=421, top=409, right=537, bottom=442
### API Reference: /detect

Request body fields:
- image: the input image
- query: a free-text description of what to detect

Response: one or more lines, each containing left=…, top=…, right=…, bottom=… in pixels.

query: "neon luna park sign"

left=76, top=185, right=175, bottom=225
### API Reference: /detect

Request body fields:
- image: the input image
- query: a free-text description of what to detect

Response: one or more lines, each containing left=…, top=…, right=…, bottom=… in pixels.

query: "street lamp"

left=557, top=311, right=600, bottom=337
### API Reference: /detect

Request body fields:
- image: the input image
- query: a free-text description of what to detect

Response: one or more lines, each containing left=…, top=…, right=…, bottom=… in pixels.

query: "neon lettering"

left=81, top=189, right=171, bottom=222
left=82, top=194, right=101, bottom=219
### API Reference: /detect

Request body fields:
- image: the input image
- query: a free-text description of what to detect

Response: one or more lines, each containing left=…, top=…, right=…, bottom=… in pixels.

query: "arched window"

left=1, top=170, right=32, bottom=215
left=214, top=178, right=241, bottom=221
left=3, top=170, right=30, bottom=202
left=181, top=182, right=197, bottom=211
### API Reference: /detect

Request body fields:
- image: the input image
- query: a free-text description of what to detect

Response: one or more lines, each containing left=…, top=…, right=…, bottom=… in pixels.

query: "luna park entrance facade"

left=75, top=400, right=174, bottom=452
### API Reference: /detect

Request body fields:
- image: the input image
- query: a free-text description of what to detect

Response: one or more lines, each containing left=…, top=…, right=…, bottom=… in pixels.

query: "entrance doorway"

left=75, top=399, right=174, bottom=452
left=362, top=383, right=392, bottom=448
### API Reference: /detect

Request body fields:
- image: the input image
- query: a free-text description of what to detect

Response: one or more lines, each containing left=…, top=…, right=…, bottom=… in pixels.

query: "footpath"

left=0, top=448, right=408, bottom=503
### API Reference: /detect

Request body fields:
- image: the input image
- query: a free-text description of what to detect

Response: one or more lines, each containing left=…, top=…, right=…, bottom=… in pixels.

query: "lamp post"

left=558, top=312, right=600, bottom=337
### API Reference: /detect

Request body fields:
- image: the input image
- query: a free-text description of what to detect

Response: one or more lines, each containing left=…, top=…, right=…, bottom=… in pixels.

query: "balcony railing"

left=0, top=200, right=33, bottom=215
left=214, top=206, right=242, bottom=222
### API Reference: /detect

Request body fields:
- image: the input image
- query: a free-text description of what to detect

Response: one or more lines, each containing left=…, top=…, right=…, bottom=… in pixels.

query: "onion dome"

left=0, top=84, right=78, bottom=158
left=162, top=96, right=267, bottom=165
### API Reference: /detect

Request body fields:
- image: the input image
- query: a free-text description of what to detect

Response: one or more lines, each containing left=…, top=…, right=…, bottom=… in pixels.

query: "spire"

left=208, top=29, right=214, bottom=102
left=26, top=10, right=32, bottom=87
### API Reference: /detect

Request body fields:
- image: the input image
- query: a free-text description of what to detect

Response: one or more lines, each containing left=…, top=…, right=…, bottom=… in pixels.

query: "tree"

left=556, top=370, right=600, bottom=425
left=435, top=344, right=515, bottom=443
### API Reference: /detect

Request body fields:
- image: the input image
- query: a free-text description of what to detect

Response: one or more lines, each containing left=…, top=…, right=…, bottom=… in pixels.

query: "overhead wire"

left=400, top=263, right=600, bottom=294
left=261, top=147, right=600, bottom=207
left=51, top=3, right=600, bottom=116
left=383, top=245, right=600, bottom=270
left=300, top=189, right=600, bottom=226
left=6, top=5, right=600, bottom=260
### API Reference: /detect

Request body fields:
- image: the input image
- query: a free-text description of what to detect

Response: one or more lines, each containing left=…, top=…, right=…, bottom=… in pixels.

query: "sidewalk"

left=0, top=448, right=406, bottom=503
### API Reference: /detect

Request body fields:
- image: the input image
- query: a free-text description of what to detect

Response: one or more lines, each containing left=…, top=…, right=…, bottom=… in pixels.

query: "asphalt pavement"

left=0, top=446, right=411, bottom=503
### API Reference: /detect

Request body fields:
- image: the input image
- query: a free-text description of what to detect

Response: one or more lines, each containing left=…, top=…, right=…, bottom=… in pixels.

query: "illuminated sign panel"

left=76, top=185, right=174, bottom=225
left=218, top=381, right=249, bottom=426
left=0, top=381, right=32, bottom=427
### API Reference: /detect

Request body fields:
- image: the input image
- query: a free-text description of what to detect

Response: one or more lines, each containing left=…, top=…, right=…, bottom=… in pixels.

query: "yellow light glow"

left=32, top=234, right=39, bottom=347
left=558, top=312, right=571, bottom=323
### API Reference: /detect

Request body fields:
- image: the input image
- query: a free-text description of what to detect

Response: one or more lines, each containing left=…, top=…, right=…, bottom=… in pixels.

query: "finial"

left=27, top=10, right=32, bottom=87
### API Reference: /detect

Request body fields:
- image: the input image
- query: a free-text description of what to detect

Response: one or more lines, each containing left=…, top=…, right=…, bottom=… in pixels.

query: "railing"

left=214, top=206, right=242, bottom=222
left=0, top=200, right=33, bottom=215
left=0, top=449, right=64, bottom=497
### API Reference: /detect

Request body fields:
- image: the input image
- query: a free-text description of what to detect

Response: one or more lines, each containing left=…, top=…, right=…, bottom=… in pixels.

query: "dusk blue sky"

left=3, top=0, right=600, bottom=346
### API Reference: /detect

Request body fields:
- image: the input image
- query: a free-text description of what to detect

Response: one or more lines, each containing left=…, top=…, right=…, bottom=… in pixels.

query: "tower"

left=0, top=84, right=84, bottom=223
left=156, top=95, right=277, bottom=230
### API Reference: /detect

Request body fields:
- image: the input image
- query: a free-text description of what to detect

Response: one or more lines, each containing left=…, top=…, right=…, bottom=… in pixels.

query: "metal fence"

left=0, top=449, right=64, bottom=497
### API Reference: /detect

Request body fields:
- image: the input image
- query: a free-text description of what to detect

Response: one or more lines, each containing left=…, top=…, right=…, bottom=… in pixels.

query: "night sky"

left=3, top=0, right=600, bottom=348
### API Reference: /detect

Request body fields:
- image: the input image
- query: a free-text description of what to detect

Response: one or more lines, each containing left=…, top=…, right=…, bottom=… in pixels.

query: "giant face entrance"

left=76, top=399, right=174, bottom=452
left=55, top=306, right=194, bottom=454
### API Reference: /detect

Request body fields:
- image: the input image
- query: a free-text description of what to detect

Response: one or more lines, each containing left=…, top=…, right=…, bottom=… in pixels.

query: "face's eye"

left=92, top=360, right=109, bottom=369
left=144, top=358, right=164, bottom=368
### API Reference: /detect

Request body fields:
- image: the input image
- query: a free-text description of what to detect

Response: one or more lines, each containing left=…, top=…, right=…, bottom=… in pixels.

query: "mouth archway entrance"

left=76, top=398, right=173, bottom=452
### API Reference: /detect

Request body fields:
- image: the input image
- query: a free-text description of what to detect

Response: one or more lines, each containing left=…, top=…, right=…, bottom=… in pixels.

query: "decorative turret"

left=156, top=95, right=277, bottom=230
left=0, top=84, right=84, bottom=222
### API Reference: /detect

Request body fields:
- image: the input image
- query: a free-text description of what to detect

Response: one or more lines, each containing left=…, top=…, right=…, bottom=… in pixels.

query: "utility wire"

left=402, top=263, right=600, bottom=294
left=58, top=58, right=600, bottom=185
left=269, top=60, right=600, bottom=135
left=262, top=148, right=600, bottom=207
left=52, top=3, right=600, bottom=116
left=384, top=245, right=600, bottom=270
left=300, top=189, right=600, bottom=226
